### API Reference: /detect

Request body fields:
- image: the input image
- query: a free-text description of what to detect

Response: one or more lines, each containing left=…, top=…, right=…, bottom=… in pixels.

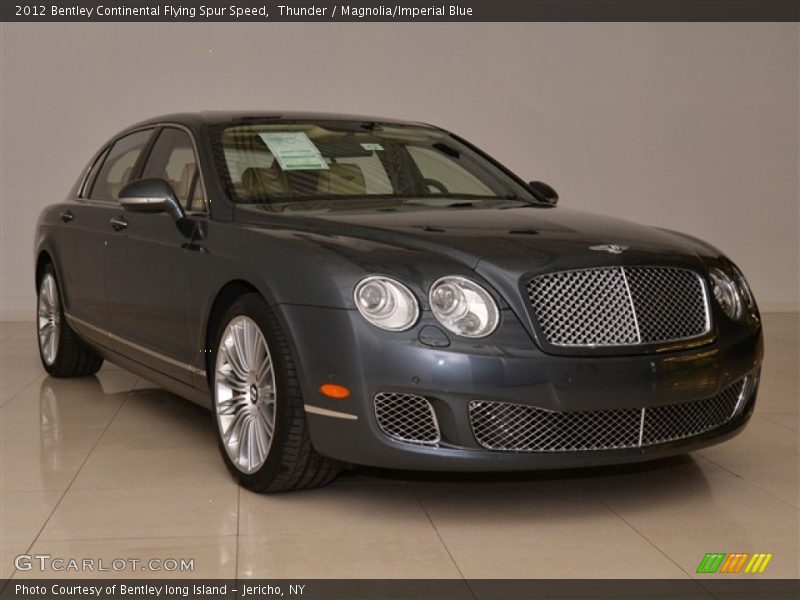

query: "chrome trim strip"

left=698, top=275, right=713, bottom=334
left=732, top=375, right=753, bottom=417
left=119, top=196, right=169, bottom=206
left=620, top=267, right=643, bottom=344
left=638, top=407, right=646, bottom=446
left=65, top=313, right=206, bottom=376
left=304, top=405, right=359, bottom=420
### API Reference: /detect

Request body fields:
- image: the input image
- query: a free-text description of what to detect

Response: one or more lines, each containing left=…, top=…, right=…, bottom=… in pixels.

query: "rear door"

left=105, top=126, right=208, bottom=384
left=57, top=129, right=154, bottom=346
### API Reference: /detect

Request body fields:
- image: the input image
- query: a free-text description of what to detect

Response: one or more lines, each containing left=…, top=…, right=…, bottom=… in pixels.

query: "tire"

left=211, top=293, right=339, bottom=493
left=36, top=264, right=103, bottom=377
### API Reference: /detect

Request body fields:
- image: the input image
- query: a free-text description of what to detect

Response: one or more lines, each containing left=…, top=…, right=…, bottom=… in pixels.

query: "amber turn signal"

left=319, top=383, right=350, bottom=399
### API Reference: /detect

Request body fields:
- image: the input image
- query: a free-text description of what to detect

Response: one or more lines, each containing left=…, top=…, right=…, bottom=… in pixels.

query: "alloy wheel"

left=214, top=316, right=277, bottom=474
left=37, top=273, right=61, bottom=366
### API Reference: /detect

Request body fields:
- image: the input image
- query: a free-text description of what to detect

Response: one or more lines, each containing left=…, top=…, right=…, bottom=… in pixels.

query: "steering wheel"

left=423, top=178, right=448, bottom=194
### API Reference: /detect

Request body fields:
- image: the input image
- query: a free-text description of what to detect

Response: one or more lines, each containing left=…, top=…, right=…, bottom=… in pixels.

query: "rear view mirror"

left=119, top=178, right=184, bottom=221
left=528, top=181, right=559, bottom=205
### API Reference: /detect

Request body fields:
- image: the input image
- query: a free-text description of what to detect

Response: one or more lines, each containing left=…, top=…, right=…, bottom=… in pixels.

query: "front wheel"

left=37, top=265, right=103, bottom=377
left=211, top=294, right=339, bottom=493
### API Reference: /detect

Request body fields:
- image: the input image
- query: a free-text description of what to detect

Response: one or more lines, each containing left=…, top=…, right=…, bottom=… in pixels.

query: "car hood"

left=235, top=203, right=719, bottom=277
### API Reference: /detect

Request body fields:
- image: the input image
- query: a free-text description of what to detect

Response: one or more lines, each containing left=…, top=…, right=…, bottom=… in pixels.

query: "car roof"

left=128, top=111, right=437, bottom=130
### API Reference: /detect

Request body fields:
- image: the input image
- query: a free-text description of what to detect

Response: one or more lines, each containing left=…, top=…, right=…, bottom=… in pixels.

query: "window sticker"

left=360, top=143, right=384, bottom=151
left=258, top=132, right=329, bottom=171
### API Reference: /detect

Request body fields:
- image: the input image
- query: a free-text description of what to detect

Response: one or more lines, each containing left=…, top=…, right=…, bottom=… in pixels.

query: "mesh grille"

left=643, top=380, right=744, bottom=445
left=469, top=401, right=641, bottom=451
left=374, top=392, right=440, bottom=446
left=527, top=268, right=638, bottom=346
left=527, top=266, right=709, bottom=347
left=625, top=267, right=709, bottom=343
left=469, top=378, right=749, bottom=452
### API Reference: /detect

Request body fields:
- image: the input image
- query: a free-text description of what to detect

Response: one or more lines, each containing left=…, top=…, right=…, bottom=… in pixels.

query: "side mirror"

left=528, top=181, right=559, bottom=205
left=118, top=178, right=185, bottom=221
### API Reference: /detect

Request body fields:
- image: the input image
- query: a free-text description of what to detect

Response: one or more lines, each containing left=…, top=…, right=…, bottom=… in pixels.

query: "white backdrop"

left=1, top=22, right=798, bottom=319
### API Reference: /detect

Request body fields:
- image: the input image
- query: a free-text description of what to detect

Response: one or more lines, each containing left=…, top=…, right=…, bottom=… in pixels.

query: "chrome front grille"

left=527, top=266, right=710, bottom=347
left=469, top=378, right=750, bottom=452
left=374, top=392, right=440, bottom=446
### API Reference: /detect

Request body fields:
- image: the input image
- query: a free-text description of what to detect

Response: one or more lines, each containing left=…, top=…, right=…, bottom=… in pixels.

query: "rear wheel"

left=211, top=294, right=339, bottom=492
left=37, top=265, right=103, bottom=377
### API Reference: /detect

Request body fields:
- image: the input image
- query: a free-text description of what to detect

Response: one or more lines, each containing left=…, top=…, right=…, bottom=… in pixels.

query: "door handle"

left=109, top=216, right=128, bottom=231
left=60, top=210, right=75, bottom=223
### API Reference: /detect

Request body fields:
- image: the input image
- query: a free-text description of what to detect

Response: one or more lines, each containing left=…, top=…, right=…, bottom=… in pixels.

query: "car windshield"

left=214, top=121, right=537, bottom=211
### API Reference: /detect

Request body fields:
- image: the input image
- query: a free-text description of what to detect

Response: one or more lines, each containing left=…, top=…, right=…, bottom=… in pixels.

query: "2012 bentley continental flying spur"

left=34, top=113, right=764, bottom=492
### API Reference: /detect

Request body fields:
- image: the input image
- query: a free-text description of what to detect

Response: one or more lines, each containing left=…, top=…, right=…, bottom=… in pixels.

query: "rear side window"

left=89, top=129, right=153, bottom=201
left=142, top=127, right=206, bottom=212
left=79, top=147, right=110, bottom=198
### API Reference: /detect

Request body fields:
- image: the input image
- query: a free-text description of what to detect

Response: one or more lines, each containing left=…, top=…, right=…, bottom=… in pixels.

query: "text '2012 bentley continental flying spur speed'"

left=34, top=112, right=763, bottom=492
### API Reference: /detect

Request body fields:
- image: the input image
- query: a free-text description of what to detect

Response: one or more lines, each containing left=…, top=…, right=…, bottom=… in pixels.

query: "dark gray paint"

left=34, top=112, right=764, bottom=471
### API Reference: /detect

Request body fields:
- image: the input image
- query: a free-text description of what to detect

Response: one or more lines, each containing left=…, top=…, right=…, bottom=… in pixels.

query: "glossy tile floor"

left=0, top=314, right=797, bottom=580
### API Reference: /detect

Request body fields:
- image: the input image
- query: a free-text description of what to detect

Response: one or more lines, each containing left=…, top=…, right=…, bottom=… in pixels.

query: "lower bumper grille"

left=469, top=377, right=754, bottom=452
left=374, top=392, right=440, bottom=446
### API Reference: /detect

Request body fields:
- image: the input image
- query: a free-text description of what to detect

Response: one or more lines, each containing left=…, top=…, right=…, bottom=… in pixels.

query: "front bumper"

left=280, top=305, right=763, bottom=471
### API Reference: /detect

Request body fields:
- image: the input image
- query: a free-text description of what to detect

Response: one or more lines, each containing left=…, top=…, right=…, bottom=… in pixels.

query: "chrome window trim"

left=80, top=123, right=209, bottom=213
left=65, top=313, right=205, bottom=377
left=82, top=126, right=156, bottom=204
left=78, top=145, right=111, bottom=198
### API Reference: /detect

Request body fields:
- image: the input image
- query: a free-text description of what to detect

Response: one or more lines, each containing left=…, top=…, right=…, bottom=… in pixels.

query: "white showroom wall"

left=0, top=22, right=798, bottom=319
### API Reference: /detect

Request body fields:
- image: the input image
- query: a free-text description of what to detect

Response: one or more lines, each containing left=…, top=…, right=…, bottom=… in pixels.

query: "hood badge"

left=590, top=244, right=629, bottom=255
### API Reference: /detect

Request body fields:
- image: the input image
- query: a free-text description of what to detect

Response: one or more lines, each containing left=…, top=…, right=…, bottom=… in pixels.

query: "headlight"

left=354, top=276, right=419, bottom=331
left=429, top=276, right=499, bottom=338
left=709, top=267, right=744, bottom=321
left=730, top=263, right=755, bottom=310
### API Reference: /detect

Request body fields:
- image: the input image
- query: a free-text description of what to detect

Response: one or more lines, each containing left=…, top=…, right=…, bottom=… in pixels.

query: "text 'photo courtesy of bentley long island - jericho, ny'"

left=34, top=112, right=763, bottom=492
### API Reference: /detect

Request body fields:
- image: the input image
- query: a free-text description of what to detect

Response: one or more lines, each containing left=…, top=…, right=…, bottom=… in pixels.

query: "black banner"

left=1, top=1, right=799, bottom=22
left=1, top=579, right=800, bottom=600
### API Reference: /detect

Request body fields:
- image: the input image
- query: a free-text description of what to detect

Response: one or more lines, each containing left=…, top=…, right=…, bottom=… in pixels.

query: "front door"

left=105, top=126, right=207, bottom=385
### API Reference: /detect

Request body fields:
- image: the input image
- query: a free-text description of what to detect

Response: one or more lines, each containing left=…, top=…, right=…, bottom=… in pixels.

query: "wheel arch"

left=203, top=280, right=259, bottom=376
left=35, top=250, right=53, bottom=287
left=201, top=278, right=313, bottom=406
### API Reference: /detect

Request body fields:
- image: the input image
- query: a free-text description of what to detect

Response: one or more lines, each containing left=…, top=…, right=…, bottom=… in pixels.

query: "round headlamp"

left=730, top=263, right=755, bottom=310
left=354, top=276, right=419, bottom=331
left=429, top=276, right=499, bottom=338
left=709, top=267, right=744, bottom=321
